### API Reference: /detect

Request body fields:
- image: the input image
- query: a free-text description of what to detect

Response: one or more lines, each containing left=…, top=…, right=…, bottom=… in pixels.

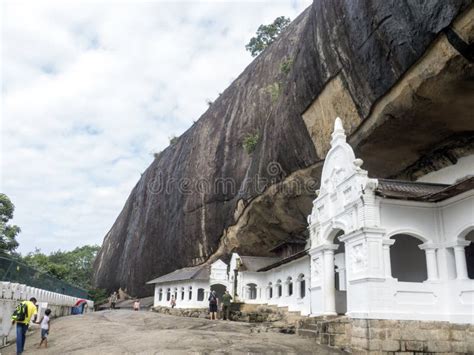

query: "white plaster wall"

left=380, top=191, right=474, bottom=244
left=0, top=282, right=93, bottom=344
left=380, top=200, right=439, bottom=243
left=153, top=280, right=209, bottom=309
left=417, top=155, right=474, bottom=184
left=347, top=278, right=474, bottom=324
left=348, top=191, right=474, bottom=323
left=439, top=191, right=474, bottom=241
left=237, top=257, right=311, bottom=316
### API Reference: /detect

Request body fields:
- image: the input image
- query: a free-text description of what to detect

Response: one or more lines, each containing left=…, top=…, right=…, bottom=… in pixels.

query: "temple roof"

left=376, top=176, right=474, bottom=202
left=257, top=250, right=309, bottom=272
left=146, top=265, right=210, bottom=285
left=238, top=256, right=281, bottom=272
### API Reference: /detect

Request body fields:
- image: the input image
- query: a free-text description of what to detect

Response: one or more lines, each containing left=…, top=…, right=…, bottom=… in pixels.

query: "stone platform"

left=298, top=317, right=473, bottom=354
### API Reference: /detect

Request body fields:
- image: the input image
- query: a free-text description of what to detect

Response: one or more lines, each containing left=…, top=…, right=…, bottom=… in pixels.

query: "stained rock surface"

left=93, top=0, right=474, bottom=296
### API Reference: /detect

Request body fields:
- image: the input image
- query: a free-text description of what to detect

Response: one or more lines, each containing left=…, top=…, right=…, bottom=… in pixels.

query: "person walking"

left=110, top=291, right=118, bottom=310
left=170, top=295, right=176, bottom=308
left=37, top=308, right=51, bottom=349
left=208, top=290, right=218, bottom=320
left=221, top=290, right=232, bottom=320
left=11, top=297, right=38, bottom=354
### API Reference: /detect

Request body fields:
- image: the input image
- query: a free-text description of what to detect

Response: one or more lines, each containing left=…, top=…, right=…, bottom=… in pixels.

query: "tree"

left=169, top=135, right=178, bottom=145
left=242, top=132, right=259, bottom=154
left=245, top=16, right=291, bottom=57
left=22, top=245, right=101, bottom=290
left=0, top=193, right=21, bottom=254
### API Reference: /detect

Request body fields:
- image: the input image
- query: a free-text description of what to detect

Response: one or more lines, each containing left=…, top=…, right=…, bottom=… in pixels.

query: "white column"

left=323, top=248, right=337, bottom=315
left=453, top=246, right=468, bottom=280
left=382, top=239, right=395, bottom=278
left=425, top=248, right=439, bottom=281
left=338, top=267, right=347, bottom=291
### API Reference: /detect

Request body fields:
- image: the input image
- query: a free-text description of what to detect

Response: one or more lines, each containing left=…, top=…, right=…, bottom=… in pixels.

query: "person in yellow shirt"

left=11, top=297, right=38, bottom=354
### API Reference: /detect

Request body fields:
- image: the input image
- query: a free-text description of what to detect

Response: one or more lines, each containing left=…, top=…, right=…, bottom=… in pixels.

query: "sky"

left=1, top=0, right=312, bottom=254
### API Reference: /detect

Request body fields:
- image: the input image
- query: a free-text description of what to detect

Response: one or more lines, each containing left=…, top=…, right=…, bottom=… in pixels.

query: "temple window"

left=276, top=280, right=282, bottom=297
left=247, top=283, right=257, bottom=300
left=390, top=234, right=427, bottom=282
left=297, top=274, right=305, bottom=298
left=286, top=277, right=293, bottom=296
left=197, top=288, right=205, bottom=301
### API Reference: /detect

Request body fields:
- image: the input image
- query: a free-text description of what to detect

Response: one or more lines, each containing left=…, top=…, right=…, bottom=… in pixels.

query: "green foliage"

left=280, top=58, right=294, bottom=75
left=0, top=194, right=20, bottom=255
left=245, top=16, right=291, bottom=57
left=265, top=82, right=281, bottom=102
left=22, top=245, right=101, bottom=295
left=243, top=133, right=259, bottom=154
left=153, top=151, right=162, bottom=159
left=169, top=136, right=178, bottom=145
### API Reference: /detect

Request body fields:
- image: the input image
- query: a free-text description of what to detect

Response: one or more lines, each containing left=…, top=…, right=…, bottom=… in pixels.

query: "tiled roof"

left=376, top=179, right=448, bottom=199
left=238, top=256, right=281, bottom=272
left=146, top=265, right=210, bottom=285
left=268, top=235, right=307, bottom=253
left=375, top=176, right=473, bottom=202
left=257, top=250, right=309, bottom=272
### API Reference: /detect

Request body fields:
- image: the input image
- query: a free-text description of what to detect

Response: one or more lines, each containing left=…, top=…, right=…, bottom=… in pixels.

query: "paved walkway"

left=2, top=310, right=344, bottom=354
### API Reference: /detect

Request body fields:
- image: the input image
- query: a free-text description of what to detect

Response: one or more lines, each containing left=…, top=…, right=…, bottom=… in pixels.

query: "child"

left=38, top=308, right=51, bottom=348
left=133, top=299, right=140, bottom=311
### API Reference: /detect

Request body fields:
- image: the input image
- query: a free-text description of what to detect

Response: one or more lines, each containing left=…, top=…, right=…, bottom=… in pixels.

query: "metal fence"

left=0, top=256, right=88, bottom=299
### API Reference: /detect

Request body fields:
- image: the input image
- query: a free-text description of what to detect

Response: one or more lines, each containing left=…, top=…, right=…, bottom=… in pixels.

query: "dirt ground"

left=2, top=310, right=344, bottom=354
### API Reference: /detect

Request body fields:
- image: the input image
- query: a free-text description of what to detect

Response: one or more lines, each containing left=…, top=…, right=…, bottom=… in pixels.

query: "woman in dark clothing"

left=208, top=290, right=218, bottom=320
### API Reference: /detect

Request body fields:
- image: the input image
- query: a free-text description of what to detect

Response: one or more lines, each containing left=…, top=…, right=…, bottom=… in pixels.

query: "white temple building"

left=148, top=118, right=473, bottom=324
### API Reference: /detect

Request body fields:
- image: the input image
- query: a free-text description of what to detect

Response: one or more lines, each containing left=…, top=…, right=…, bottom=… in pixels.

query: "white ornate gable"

left=319, top=118, right=357, bottom=196
left=308, top=118, right=379, bottom=247
left=210, top=259, right=228, bottom=284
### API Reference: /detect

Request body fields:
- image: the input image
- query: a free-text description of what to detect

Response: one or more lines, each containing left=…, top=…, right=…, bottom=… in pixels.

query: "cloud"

left=1, top=0, right=312, bottom=254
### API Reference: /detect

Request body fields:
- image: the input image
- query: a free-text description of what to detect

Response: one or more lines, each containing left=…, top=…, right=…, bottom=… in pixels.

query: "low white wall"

left=0, top=282, right=94, bottom=345
left=153, top=280, right=209, bottom=309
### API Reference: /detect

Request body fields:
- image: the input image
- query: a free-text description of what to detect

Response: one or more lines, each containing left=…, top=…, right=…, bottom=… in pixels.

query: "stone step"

left=300, top=323, right=320, bottom=331
left=304, top=315, right=348, bottom=325
left=297, top=328, right=320, bottom=339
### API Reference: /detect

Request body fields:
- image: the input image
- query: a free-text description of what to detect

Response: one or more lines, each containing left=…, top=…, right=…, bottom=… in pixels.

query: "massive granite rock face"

left=93, top=0, right=473, bottom=296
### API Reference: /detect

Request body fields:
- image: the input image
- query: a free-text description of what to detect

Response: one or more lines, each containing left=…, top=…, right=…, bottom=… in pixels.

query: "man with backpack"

left=11, top=297, right=38, bottom=354
left=208, top=290, right=218, bottom=320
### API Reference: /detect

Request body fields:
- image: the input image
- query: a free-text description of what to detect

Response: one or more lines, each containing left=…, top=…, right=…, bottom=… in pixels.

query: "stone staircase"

left=297, top=315, right=350, bottom=351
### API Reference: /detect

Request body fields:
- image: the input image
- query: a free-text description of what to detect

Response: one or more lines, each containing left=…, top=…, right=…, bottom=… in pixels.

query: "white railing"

left=0, top=282, right=94, bottom=345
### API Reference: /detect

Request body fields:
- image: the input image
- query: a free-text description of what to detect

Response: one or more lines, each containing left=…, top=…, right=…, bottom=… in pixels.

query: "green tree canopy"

left=245, top=16, right=291, bottom=57
left=0, top=193, right=21, bottom=254
left=21, top=245, right=107, bottom=302
left=22, top=245, right=101, bottom=290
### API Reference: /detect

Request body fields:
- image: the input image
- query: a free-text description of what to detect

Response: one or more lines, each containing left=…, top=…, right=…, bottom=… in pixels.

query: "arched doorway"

left=333, top=230, right=347, bottom=315
left=210, top=283, right=227, bottom=303
left=465, top=230, right=474, bottom=279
